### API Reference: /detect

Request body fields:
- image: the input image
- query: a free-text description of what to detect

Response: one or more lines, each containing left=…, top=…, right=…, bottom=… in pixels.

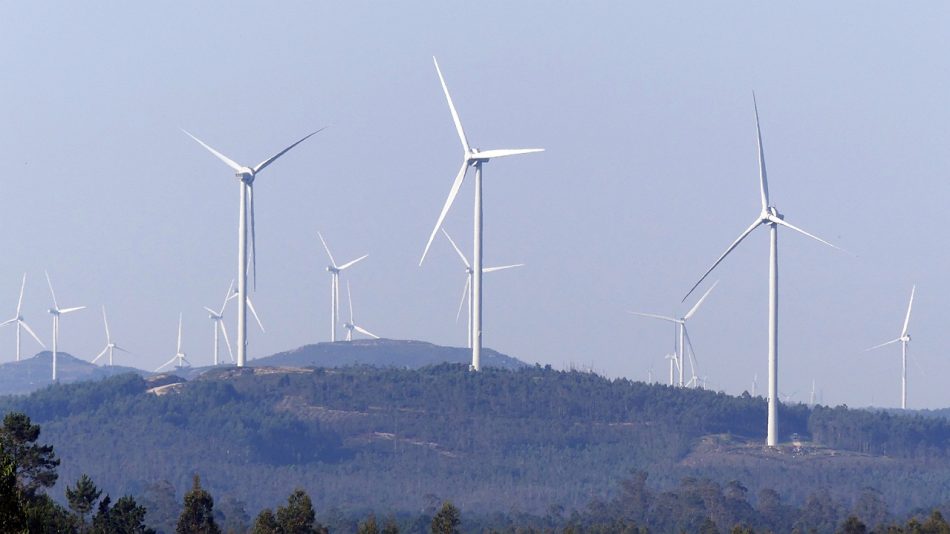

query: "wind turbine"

left=865, top=285, right=915, bottom=409
left=183, top=127, right=322, bottom=367
left=682, top=96, right=843, bottom=447
left=45, top=271, right=85, bottom=381
left=342, top=281, right=379, bottom=341
left=0, top=274, right=45, bottom=361
left=317, top=232, right=368, bottom=342
left=419, top=57, right=543, bottom=372
left=155, top=314, right=190, bottom=372
left=441, top=228, right=523, bottom=348
left=629, top=281, right=718, bottom=388
left=204, top=280, right=236, bottom=366
left=91, top=306, right=130, bottom=366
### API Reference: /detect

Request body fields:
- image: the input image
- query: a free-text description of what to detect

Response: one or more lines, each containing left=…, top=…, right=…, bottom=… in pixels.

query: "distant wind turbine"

left=0, top=274, right=45, bottom=361
left=865, top=285, right=915, bottom=409
left=441, top=228, right=523, bottom=348
left=91, top=306, right=130, bottom=366
left=629, top=281, right=718, bottom=388
left=45, top=271, right=85, bottom=381
left=204, top=280, right=236, bottom=366
left=419, top=57, right=543, bottom=372
left=681, top=96, right=843, bottom=447
left=183, top=127, right=322, bottom=367
left=343, top=281, right=379, bottom=341
left=317, top=232, right=368, bottom=342
left=155, top=314, right=189, bottom=372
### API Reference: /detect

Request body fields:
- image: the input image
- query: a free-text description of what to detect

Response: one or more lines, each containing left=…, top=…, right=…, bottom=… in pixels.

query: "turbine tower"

left=441, top=228, right=523, bottom=348
left=682, top=96, right=842, bottom=447
left=317, top=232, right=368, bottom=342
left=419, top=57, right=544, bottom=371
left=865, top=285, right=915, bottom=409
left=155, top=313, right=190, bottom=372
left=629, top=281, right=718, bottom=388
left=92, top=306, right=130, bottom=366
left=183, top=128, right=322, bottom=367
left=45, top=271, right=85, bottom=381
left=0, top=274, right=45, bottom=361
left=342, top=281, right=379, bottom=341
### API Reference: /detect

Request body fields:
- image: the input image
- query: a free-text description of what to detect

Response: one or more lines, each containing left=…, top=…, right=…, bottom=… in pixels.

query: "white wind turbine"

left=183, top=128, right=322, bottom=367
left=91, top=306, right=130, bottom=366
left=419, top=57, right=544, bottom=372
left=629, top=281, right=718, bottom=388
left=865, top=285, right=915, bottom=410
left=682, top=96, right=843, bottom=447
left=155, top=314, right=190, bottom=372
left=45, top=271, right=85, bottom=381
left=204, top=280, right=236, bottom=366
left=0, top=274, right=46, bottom=362
left=317, top=232, right=368, bottom=342
left=342, top=281, right=379, bottom=341
left=441, top=228, right=523, bottom=348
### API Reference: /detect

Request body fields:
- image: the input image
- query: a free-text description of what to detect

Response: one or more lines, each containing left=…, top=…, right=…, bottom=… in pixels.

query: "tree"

left=358, top=514, right=379, bottom=534
left=250, top=509, right=279, bottom=534
left=381, top=516, right=400, bottom=534
left=838, top=515, right=866, bottom=534
left=141, top=480, right=178, bottom=534
left=176, top=475, right=220, bottom=534
left=66, top=473, right=102, bottom=529
left=431, top=502, right=461, bottom=534
left=0, top=444, right=25, bottom=533
left=276, top=488, right=326, bottom=534
left=91, top=495, right=154, bottom=534
left=0, top=413, right=59, bottom=498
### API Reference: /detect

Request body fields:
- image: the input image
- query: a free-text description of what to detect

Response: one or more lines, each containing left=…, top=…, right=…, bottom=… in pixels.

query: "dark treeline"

left=1, top=366, right=950, bottom=519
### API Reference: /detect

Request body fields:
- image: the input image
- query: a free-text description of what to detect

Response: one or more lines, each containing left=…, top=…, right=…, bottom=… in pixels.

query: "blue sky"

left=1, top=2, right=949, bottom=408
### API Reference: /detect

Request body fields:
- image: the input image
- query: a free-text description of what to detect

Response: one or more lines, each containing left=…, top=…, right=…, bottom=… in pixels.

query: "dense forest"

left=1, top=363, right=950, bottom=531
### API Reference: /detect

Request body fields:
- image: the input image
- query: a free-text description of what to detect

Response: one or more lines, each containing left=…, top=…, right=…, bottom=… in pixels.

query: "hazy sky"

left=1, top=3, right=949, bottom=409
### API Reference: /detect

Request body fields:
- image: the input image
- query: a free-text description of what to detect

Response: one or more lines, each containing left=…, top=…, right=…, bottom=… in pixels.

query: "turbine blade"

left=683, top=327, right=699, bottom=374
left=155, top=355, right=178, bottom=372
left=317, top=232, right=338, bottom=268
left=770, top=217, right=843, bottom=252
left=177, top=313, right=183, bottom=354
left=249, top=184, right=257, bottom=290
left=219, top=321, right=234, bottom=362
left=456, top=277, right=470, bottom=323
left=347, top=281, right=355, bottom=324
left=182, top=129, right=243, bottom=172
left=252, top=128, right=324, bottom=174
left=483, top=263, right=524, bottom=273
left=91, top=347, right=108, bottom=364
left=337, top=254, right=369, bottom=271
left=901, top=285, right=916, bottom=338
left=203, top=306, right=219, bottom=316
left=353, top=325, right=380, bottom=339
left=432, top=57, right=470, bottom=152
left=19, top=321, right=45, bottom=348
left=0, top=318, right=15, bottom=327
left=114, top=345, right=132, bottom=354
left=752, top=93, right=770, bottom=212
left=59, top=306, right=85, bottom=314
left=420, top=160, right=470, bottom=265
left=683, top=280, right=719, bottom=320
left=220, top=279, right=235, bottom=314
left=101, top=306, right=111, bottom=343
left=16, top=273, right=26, bottom=315
left=627, top=311, right=679, bottom=324
left=45, top=270, right=59, bottom=311
left=247, top=297, right=265, bottom=333
left=441, top=228, right=470, bottom=269
left=864, top=338, right=901, bottom=352
left=682, top=218, right=762, bottom=302
left=473, top=148, right=545, bottom=159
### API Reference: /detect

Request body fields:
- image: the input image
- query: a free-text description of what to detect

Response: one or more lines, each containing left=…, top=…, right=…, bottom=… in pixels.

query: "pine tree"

left=176, top=475, right=220, bottom=534
left=250, top=508, right=279, bottom=534
left=430, top=502, right=461, bottom=534
left=358, top=513, right=380, bottom=534
left=0, top=413, right=59, bottom=499
left=276, top=489, right=326, bottom=534
left=66, top=473, right=102, bottom=529
left=0, top=444, right=25, bottom=533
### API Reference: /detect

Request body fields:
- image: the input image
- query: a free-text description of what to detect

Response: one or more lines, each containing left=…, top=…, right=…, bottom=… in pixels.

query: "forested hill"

left=2, top=365, right=950, bottom=529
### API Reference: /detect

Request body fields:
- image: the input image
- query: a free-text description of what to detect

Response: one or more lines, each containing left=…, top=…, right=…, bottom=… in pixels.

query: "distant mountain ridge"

left=0, top=339, right=528, bottom=394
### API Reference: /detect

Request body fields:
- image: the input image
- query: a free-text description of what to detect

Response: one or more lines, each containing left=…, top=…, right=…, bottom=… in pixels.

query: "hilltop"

left=2, top=363, right=950, bottom=530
